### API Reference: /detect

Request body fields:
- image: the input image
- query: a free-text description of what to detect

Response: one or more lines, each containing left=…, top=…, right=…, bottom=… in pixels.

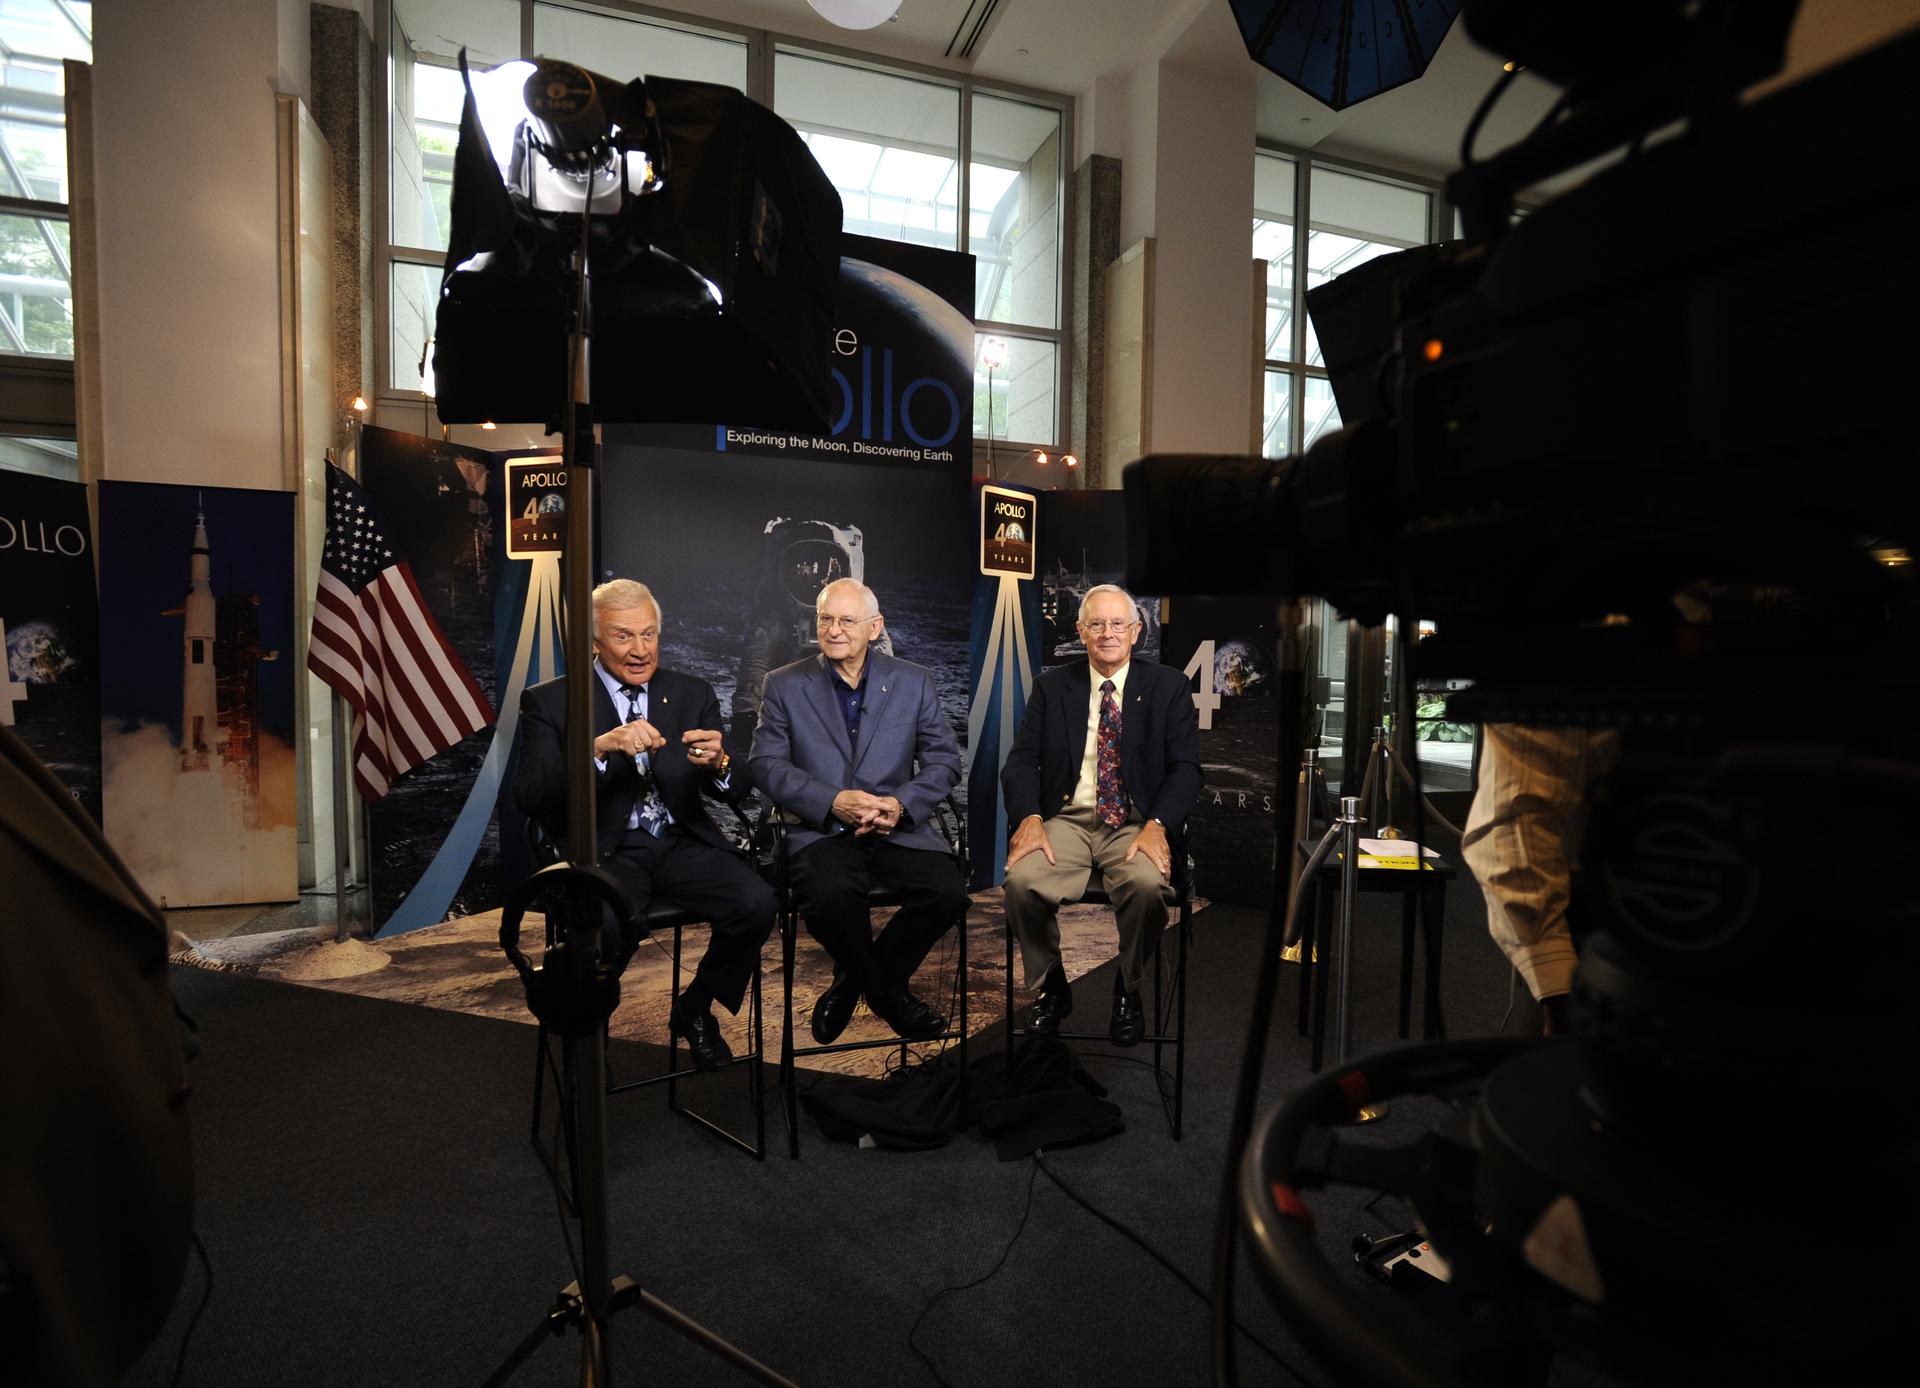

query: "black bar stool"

left=1002, top=842, right=1194, bottom=1139
left=769, top=800, right=969, bottom=1157
left=525, top=817, right=770, bottom=1205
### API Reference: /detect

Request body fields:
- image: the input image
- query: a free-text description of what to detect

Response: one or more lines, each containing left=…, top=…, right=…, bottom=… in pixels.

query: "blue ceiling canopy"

left=1229, top=0, right=1462, bottom=112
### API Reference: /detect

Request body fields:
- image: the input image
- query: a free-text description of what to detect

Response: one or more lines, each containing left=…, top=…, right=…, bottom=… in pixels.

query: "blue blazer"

left=748, top=651, right=962, bottom=855
left=1000, top=660, right=1202, bottom=831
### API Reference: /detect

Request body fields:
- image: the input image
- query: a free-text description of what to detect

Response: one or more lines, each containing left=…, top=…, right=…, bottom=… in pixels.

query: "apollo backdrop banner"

left=357, top=426, right=524, bottom=931
left=602, top=234, right=976, bottom=804
left=1161, top=595, right=1282, bottom=908
left=0, top=471, right=101, bottom=819
left=97, top=481, right=298, bottom=908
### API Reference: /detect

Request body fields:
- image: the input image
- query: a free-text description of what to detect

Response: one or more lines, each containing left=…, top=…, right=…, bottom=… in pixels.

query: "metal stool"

left=1003, top=844, right=1194, bottom=1139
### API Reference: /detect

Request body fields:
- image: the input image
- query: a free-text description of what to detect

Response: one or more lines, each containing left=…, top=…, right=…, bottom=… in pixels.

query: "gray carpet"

left=123, top=858, right=1532, bottom=1388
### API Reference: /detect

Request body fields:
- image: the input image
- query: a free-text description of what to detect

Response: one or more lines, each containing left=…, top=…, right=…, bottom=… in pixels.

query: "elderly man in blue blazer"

left=749, top=578, right=966, bottom=1044
left=1001, top=584, right=1202, bottom=1045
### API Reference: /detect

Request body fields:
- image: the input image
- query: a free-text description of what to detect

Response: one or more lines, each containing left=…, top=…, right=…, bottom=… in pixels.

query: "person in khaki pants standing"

left=1001, top=585, right=1203, bottom=1045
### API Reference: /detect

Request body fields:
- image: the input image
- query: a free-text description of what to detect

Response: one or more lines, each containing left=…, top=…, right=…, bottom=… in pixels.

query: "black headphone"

left=499, top=860, right=636, bottom=1037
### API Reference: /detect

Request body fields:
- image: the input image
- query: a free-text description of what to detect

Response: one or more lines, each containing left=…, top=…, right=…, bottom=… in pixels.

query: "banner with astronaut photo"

left=0, top=472, right=101, bottom=819
left=603, top=235, right=975, bottom=792
left=97, top=481, right=298, bottom=907
left=1161, top=595, right=1282, bottom=908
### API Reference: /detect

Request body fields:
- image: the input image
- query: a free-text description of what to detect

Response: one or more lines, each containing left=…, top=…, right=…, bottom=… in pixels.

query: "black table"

left=1294, top=839, right=1457, bottom=1072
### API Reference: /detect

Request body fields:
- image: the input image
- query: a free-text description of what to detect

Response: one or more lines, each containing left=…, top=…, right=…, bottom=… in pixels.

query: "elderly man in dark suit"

left=1001, top=583, right=1202, bottom=1045
left=749, top=578, right=965, bottom=1043
left=513, top=578, right=775, bottom=1070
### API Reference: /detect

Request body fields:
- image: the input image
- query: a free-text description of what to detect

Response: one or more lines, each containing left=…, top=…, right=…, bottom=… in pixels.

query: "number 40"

left=1183, top=639, right=1221, bottom=731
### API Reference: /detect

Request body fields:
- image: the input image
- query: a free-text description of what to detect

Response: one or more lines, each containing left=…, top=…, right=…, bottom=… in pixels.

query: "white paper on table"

left=1360, top=838, right=1439, bottom=858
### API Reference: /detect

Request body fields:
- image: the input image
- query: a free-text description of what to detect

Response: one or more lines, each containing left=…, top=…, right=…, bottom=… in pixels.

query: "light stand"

left=464, top=60, right=806, bottom=1388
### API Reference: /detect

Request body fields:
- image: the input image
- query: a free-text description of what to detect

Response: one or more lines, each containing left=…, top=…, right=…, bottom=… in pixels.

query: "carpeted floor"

left=168, top=891, right=1205, bottom=1078
left=123, top=853, right=1564, bottom=1388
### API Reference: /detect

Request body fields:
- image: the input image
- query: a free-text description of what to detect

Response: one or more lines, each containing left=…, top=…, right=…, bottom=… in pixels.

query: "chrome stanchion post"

left=1282, top=749, right=1322, bottom=965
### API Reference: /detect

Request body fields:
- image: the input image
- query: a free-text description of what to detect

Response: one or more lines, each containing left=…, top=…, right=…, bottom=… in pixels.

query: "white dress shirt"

left=1071, top=659, right=1130, bottom=812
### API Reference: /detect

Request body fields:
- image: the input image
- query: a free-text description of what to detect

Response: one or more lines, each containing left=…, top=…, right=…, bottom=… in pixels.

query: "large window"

left=1255, top=148, right=1447, bottom=777
left=0, top=0, right=89, bottom=362
left=1254, top=149, right=1432, bottom=460
left=379, top=3, right=1071, bottom=448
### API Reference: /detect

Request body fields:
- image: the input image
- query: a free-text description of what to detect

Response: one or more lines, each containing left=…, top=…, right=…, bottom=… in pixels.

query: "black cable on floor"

left=907, top=1158, right=1041, bottom=1387
left=1033, top=1153, right=1315, bottom=1388
left=166, top=1230, right=213, bottom=1388
left=909, top=1150, right=1317, bottom=1388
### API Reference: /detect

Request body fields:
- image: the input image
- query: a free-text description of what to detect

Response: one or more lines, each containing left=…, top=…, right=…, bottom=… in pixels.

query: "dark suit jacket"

left=748, top=650, right=962, bottom=855
left=1001, top=660, right=1202, bottom=830
left=513, top=667, right=736, bottom=864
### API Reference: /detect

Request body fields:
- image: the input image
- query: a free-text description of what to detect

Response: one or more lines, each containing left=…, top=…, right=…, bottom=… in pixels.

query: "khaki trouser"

left=1460, top=724, right=1621, bottom=1002
left=1003, top=804, right=1176, bottom=993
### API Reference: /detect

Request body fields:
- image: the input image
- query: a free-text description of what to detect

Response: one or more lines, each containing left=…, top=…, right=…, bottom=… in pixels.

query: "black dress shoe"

left=1109, top=987, right=1145, bottom=1047
left=870, top=987, right=946, bottom=1040
left=811, top=968, right=860, bottom=1045
left=670, top=1000, right=734, bottom=1071
left=1028, top=972, right=1073, bottom=1036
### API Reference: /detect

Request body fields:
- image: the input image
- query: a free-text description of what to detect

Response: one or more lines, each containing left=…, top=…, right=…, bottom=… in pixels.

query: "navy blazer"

left=748, top=650, right=962, bottom=855
left=513, top=667, right=736, bottom=863
left=1000, top=660, right=1202, bottom=831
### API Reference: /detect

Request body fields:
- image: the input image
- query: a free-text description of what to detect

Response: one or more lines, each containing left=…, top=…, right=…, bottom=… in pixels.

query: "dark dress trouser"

left=788, top=833, right=966, bottom=997
left=599, top=825, right=777, bottom=1015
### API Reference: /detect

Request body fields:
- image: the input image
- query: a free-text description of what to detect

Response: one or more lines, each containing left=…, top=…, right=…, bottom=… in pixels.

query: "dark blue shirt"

left=831, top=662, right=868, bottom=745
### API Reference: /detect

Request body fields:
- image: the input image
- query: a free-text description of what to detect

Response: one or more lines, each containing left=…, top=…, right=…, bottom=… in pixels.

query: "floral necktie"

left=1096, top=679, right=1126, bottom=827
left=621, top=684, right=669, bottom=836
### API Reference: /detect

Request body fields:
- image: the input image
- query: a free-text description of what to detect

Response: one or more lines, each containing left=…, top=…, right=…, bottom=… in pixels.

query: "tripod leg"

left=635, top=1287, right=804, bottom=1388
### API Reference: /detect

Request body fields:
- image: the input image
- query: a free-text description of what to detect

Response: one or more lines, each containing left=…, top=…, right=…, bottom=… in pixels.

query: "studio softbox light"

left=1229, top=0, right=1460, bottom=110
left=431, top=57, right=844, bottom=430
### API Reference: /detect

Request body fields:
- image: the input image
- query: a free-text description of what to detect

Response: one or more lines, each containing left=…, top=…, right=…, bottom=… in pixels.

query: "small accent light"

left=1423, top=339, right=1445, bottom=362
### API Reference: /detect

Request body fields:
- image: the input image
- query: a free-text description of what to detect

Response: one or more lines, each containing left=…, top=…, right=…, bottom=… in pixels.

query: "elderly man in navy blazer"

left=749, top=578, right=966, bottom=1044
left=1001, top=584, right=1202, bottom=1045
left=514, top=579, right=776, bottom=1072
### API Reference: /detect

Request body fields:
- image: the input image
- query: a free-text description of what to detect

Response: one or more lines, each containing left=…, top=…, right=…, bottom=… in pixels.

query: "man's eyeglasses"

left=817, top=614, right=877, bottom=632
left=1079, top=619, right=1137, bottom=634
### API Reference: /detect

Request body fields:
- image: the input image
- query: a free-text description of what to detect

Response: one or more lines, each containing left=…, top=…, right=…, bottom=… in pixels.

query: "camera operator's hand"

left=595, top=718, right=666, bottom=762
left=1006, top=814, right=1056, bottom=871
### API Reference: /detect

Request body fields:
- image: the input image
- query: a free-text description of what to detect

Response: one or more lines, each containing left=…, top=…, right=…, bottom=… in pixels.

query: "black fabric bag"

left=799, top=1038, right=1124, bottom=1158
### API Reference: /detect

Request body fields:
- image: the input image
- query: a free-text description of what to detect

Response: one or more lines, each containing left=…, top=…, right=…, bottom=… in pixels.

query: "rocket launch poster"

left=0, top=471, right=101, bottom=819
left=97, top=481, right=298, bottom=908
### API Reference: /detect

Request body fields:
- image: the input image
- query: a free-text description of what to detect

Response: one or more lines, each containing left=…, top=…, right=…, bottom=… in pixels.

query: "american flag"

left=307, top=461, right=495, bottom=800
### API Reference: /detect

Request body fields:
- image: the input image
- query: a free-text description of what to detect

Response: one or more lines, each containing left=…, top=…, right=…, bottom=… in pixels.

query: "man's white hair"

left=1078, top=583, right=1139, bottom=625
left=591, top=578, right=661, bottom=634
left=815, top=577, right=880, bottom=619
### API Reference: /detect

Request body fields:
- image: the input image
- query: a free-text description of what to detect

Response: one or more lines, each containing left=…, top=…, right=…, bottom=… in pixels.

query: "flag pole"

left=332, top=689, right=353, bottom=943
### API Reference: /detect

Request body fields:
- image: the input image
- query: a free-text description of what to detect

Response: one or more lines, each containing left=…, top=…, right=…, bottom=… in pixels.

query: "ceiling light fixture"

left=807, top=1, right=901, bottom=31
